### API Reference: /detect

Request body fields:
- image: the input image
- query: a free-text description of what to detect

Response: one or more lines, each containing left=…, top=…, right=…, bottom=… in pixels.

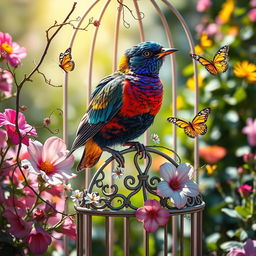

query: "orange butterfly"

left=190, top=46, right=229, bottom=75
left=59, top=48, right=75, bottom=72
left=167, top=108, right=211, bottom=138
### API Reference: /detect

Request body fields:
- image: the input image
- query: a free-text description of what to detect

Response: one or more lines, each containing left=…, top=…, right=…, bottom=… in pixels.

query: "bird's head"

left=118, top=41, right=177, bottom=75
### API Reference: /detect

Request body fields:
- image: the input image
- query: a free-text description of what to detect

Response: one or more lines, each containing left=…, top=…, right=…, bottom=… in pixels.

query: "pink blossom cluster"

left=0, top=67, right=12, bottom=97
left=0, top=32, right=26, bottom=67
left=0, top=108, right=76, bottom=254
left=248, top=0, right=256, bottom=22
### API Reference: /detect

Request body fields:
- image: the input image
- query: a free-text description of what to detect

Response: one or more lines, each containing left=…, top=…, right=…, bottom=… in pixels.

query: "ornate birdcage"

left=64, top=0, right=204, bottom=255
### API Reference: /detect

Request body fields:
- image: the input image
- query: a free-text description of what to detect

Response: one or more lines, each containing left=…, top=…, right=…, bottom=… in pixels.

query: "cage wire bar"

left=63, top=0, right=203, bottom=255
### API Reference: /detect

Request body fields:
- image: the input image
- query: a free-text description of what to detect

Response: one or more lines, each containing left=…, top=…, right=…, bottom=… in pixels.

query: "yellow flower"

left=205, top=164, right=217, bottom=175
left=228, top=26, right=239, bottom=36
left=217, top=0, right=235, bottom=24
left=187, top=75, right=204, bottom=90
left=200, top=33, right=212, bottom=48
left=194, top=44, right=204, bottom=55
left=176, top=95, right=184, bottom=110
left=233, top=61, right=256, bottom=83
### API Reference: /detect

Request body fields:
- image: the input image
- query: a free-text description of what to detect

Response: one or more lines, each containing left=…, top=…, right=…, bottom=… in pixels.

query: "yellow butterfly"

left=167, top=108, right=211, bottom=138
left=59, top=48, right=75, bottom=72
left=190, top=46, right=229, bottom=75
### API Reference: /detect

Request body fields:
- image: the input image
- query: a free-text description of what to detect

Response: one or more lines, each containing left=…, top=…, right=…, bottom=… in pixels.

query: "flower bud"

left=238, top=184, right=253, bottom=198
left=93, top=20, right=100, bottom=27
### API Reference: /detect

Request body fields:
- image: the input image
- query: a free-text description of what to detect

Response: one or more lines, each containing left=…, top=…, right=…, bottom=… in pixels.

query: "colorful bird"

left=68, top=41, right=177, bottom=171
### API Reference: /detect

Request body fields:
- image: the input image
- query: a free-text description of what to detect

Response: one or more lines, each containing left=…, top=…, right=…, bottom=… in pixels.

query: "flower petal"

left=176, top=163, right=191, bottom=182
left=54, top=155, right=74, bottom=171
left=27, top=140, right=43, bottom=164
left=182, top=180, right=199, bottom=197
left=144, top=199, right=161, bottom=211
left=157, top=181, right=174, bottom=198
left=135, top=208, right=147, bottom=222
left=160, top=162, right=176, bottom=182
left=171, top=191, right=187, bottom=209
left=156, top=208, right=169, bottom=226
left=244, top=239, right=256, bottom=256
left=42, top=137, right=66, bottom=163
left=144, top=218, right=159, bottom=233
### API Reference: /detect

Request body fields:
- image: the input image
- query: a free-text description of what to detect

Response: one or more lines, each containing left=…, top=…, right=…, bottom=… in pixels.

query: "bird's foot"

left=102, top=147, right=125, bottom=168
left=124, top=141, right=147, bottom=159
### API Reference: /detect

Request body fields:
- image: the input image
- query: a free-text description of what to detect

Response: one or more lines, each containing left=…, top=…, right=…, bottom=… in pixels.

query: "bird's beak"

left=156, top=48, right=178, bottom=59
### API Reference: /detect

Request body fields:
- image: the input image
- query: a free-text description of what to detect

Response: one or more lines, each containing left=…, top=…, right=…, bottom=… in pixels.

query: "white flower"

left=157, top=162, right=199, bottom=209
left=63, top=183, right=72, bottom=192
left=151, top=133, right=160, bottom=144
left=112, top=167, right=124, bottom=179
left=70, top=190, right=83, bottom=204
left=84, top=192, right=100, bottom=204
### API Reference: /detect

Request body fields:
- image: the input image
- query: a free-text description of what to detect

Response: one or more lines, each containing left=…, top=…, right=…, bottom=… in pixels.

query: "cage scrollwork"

left=75, top=146, right=205, bottom=215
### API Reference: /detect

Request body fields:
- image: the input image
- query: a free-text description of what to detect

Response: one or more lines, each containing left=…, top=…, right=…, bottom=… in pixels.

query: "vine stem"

left=5, top=2, right=78, bottom=218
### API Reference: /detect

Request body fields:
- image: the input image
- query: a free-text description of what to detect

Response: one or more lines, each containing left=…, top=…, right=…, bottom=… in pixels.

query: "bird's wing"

left=90, top=72, right=120, bottom=99
left=69, top=75, right=124, bottom=153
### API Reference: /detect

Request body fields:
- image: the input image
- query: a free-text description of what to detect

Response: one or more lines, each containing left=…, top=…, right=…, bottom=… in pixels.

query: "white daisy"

left=112, top=167, right=124, bottom=179
left=84, top=192, right=100, bottom=205
left=151, top=133, right=160, bottom=144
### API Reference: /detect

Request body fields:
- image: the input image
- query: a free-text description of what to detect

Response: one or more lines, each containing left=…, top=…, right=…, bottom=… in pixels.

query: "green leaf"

left=220, top=241, right=243, bottom=252
left=235, top=206, right=252, bottom=219
left=221, top=208, right=242, bottom=219
left=233, top=87, right=247, bottom=103
left=239, top=229, right=248, bottom=241
left=182, top=64, right=194, bottom=76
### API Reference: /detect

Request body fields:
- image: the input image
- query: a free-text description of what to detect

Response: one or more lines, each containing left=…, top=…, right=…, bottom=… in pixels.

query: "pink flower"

left=199, top=145, right=227, bottom=164
left=196, top=0, right=211, bottom=12
left=57, top=216, right=76, bottom=241
left=251, top=0, right=256, bottom=7
left=24, top=136, right=75, bottom=185
left=0, top=32, right=27, bottom=67
left=135, top=200, right=169, bottom=233
left=243, top=152, right=255, bottom=163
left=238, top=184, right=253, bottom=198
left=157, top=162, right=199, bottom=209
left=0, top=109, right=37, bottom=146
left=0, top=68, right=12, bottom=96
left=0, top=129, right=7, bottom=148
left=205, top=23, right=219, bottom=36
left=26, top=226, right=52, bottom=254
left=3, top=209, right=32, bottom=238
left=227, top=239, right=256, bottom=256
left=242, top=118, right=256, bottom=146
left=248, top=8, right=256, bottom=22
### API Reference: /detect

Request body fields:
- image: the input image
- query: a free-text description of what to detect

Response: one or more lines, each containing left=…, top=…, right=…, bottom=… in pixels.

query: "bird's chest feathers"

left=119, top=79, right=163, bottom=117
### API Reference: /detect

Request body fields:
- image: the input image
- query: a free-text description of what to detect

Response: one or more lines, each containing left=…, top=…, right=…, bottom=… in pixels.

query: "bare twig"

left=36, top=67, right=62, bottom=88
left=117, top=0, right=145, bottom=28
left=46, top=17, right=94, bottom=38
left=10, top=2, right=78, bottom=218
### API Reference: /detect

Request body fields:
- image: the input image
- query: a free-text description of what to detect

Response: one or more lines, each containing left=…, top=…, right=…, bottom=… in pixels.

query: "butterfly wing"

left=190, top=54, right=218, bottom=75
left=59, top=48, right=75, bottom=72
left=167, top=117, right=197, bottom=138
left=191, top=108, right=211, bottom=136
left=212, top=45, right=229, bottom=74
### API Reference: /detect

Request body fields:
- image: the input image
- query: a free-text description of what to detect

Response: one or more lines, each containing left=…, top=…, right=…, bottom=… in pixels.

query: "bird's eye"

left=142, top=50, right=152, bottom=58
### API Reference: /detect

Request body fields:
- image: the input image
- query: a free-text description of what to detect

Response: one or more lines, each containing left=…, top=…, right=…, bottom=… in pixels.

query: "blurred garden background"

left=0, top=0, right=256, bottom=255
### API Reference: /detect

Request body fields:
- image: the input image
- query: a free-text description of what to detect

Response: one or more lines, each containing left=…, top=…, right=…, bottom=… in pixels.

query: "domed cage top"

left=62, top=0, right=204, bottom=255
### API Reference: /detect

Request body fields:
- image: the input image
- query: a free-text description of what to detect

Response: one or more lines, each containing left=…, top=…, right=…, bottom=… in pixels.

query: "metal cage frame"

left=62, top=0, right=202, bottom=255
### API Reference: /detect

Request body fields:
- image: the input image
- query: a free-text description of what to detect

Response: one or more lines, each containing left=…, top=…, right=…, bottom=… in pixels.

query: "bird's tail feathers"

left=77, top=138, right=103, bottom=171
